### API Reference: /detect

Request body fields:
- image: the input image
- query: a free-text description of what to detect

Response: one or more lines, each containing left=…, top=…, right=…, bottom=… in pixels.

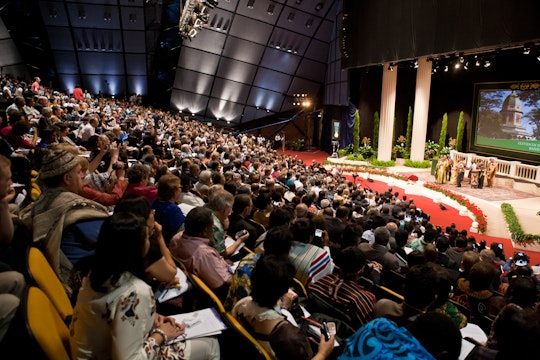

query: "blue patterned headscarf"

left=338, top=318, right=435, bottom=360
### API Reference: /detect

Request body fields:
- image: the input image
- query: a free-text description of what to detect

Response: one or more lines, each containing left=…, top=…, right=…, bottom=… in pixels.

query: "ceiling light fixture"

left=288, top=12, right=295, bottom=22
left=444, top=65, right=448, bottom=72
left=388, top=64, right=394, bottom=71
left=523, top=46, right=531, bottom=55
left=78, top=9, right=86, bottom=20
left=413, top=60, right=418, bottom=68
left=305, top=18, right=313, bottom=28
left=484, top=60, right=491, bottom=67
left=267, top=4, right=274, bottom=15
left=315, top=2, right=323, bottom=11
left=247, top=0, right=255, bottom=9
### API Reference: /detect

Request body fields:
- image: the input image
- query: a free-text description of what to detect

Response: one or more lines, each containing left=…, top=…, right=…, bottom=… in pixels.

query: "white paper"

left=155, top=268, right=191, bottom=303
left=167, top=308, right=227, bottom=343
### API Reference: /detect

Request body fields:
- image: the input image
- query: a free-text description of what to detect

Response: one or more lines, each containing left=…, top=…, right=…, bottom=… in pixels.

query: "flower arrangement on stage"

left=501, top=203, right=540, bottom=243
left=424, top=183, right=487, bottom=233
left=329, top=164, right=410, bottom=181
left=424, top=140, right=439, bottom=160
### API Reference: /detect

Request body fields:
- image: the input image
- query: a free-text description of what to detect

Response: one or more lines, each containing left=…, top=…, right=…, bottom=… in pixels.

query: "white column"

left=410, top=57, right=433, bottom=161
left=378, top=63, right=398, bottom=161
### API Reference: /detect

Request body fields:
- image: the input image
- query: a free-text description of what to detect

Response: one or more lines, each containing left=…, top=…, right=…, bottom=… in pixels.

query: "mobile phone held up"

left=314, top=229, right=323, bottom=238
left=322, top=322, right=336, bottom=341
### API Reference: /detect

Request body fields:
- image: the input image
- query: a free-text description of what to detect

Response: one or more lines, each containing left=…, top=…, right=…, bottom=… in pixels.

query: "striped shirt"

left=308, top=273, right=376, bottom=329
left=289, top=242, right=334, bottom=286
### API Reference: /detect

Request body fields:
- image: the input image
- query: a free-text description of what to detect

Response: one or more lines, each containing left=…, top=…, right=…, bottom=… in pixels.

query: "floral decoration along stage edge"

left=328, top=164, right=487, bottom=234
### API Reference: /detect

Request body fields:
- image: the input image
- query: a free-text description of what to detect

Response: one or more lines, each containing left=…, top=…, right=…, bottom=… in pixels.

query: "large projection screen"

left=471, top=80, right=540, bottom=164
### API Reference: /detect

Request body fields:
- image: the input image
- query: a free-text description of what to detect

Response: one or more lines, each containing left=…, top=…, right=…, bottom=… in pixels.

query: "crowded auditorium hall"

left=1, top=1, right=540, bottom=359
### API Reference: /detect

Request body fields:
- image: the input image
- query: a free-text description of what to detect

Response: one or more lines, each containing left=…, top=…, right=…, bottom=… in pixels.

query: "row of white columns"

left=376, top=57, right=433, bottom=162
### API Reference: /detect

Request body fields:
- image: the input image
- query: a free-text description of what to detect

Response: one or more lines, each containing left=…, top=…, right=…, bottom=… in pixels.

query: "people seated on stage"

left=70, top=212, right=220, bottom=360
left=486, top=157, right=498, bottom=187
left=170, top=207, right=232, bottom=301
left=232, top=255, right=335, bottom=360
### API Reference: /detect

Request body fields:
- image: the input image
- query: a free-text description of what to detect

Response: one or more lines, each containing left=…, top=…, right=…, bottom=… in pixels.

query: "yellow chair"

left=26, top=247, right=74, bottom=324
left=188, top=273, right=226, bottom=314
left=23, top=286, right=71, bottom=360
left=292, top=277, right=308, bottom=298
left=222, top=312, right=273, bottom=360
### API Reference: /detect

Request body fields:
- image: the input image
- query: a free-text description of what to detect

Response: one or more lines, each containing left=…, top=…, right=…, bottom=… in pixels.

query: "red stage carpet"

left=286, top=149, right=540, bottom=265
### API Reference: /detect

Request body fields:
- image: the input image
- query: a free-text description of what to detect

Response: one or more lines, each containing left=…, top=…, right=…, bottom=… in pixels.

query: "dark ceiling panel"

left=216, top=57, right=258, bottom=84
left=65, top=3, right=121, bottom=30
left=177, top=47, right=220, bottom=75
left=222, top=36, right=265, bottom=64
left=228, top=14, right=273, bottom=44
left=125, top=54, right=146, bottom=75
left=253, top=67, right=292, bottom=93
left=123, top=31, right=146, bottom=52
left=46, top=28, right=74, bottom=51
left=119, top=7, right=145, bottom=31
left=183, top=29, right=227, bottom=55
left=210, top=77, right=251, bottom=104
left=315, top=18, right=334, bottom=40
left=304, top=39, right=329, bottom=62
left=53, top=51, right=78, bottom=74
left=276, top=6, right=318, bottom=37
left=296, top=58, right=326, bottom=80
left=40, top=1, right=70, bottom=27
left=78, top=53, right=125, bottom=75
left=235, top=0, right=282, bottom=25
left=259, top=48, right=301, bottom=74
left=288, top=77, right=321, bottom=99
left=174, top=69, right=214, bottom=95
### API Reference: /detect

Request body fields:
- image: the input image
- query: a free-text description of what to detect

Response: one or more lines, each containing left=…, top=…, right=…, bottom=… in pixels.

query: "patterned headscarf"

left=338, top=318, right=435, bottom=360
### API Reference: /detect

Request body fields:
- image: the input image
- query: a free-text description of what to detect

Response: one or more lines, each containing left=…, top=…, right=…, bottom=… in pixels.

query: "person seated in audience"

left=0, top=113, right=37, bottom=150
left=0, top=155, right=26, bottom=349
left=252, top=191, right=272, bottom=228
left=20, top=148, right=109, bottom=295
left=409, top=226, right=436, bottom=253
left=428, top=266, right=468, bottom=329
left=151, top=174, right=185, bottom=246
left=435, top=235, right=459, bottom=270
left=232, top=255, right=335, bottom=360
left=207, top=188, right=249, bottom=259
left=374, top=263, right=439, bottom=326
left=224, top=225, right=293, bottom=311
left=227, top=193, right=260, bottom=250
left=488, top=276, right=539, bottom=318
left=77, top=155, right=128, bottom=207
left=446, top=235, right=468, bottom=267
left=254, top=206, right=293, bottom=250
left=452, top=261, right=497, bottom=320
left=170, top=207, right=232, bottom=301
left=289, top=218, right=334, bottom=286
left=339, top=313, right=459, bottom=360
left=124, top=163, right=158, bottom=204
left=459, top=250, right=480, bottom=280
left=468, top=304, right=540, bottom=360
left=70, top=212, right=220, bottom=359
left=114, top=194, right=178, bottom=289
left=358, top=226, right=400, bottom=276
left=308, top=246, right=376, bottom=329
left=179, top=174, right=205, bottom=207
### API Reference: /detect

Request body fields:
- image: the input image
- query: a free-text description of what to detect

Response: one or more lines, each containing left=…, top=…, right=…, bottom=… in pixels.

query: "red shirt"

left=73, top=87, right=83, bottom=100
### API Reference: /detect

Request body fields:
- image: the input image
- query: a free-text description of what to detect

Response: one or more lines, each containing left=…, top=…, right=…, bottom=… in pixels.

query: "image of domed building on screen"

left=500, top=90, right=533, bottom=140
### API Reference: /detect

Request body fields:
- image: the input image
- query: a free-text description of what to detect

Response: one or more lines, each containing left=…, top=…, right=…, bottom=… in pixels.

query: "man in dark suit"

left=228, top=193, right=260, bottom=250
left=435, top=236, right=458, bottom=270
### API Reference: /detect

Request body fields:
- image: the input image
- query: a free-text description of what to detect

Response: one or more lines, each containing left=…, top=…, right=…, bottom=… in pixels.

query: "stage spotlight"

left=523, top=46, right=531, bottom=55
left=388, top=64, right=394, bottom=71
left=484, top=60, right=491, bottom=67
left=414, top=60, right=418, bottom=68
left=444, top=65, right=448, bottom=72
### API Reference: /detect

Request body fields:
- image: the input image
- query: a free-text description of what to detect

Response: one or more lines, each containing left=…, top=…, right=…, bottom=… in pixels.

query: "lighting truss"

left=179, top=0, right=218, bottom=41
